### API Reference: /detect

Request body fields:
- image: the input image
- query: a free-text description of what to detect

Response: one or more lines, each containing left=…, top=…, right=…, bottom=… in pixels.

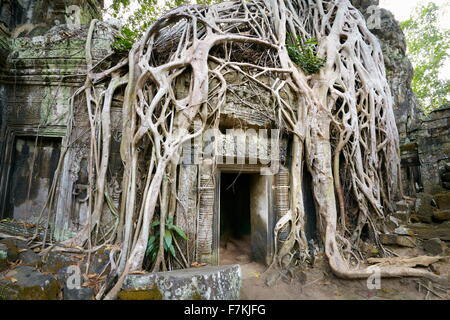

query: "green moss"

left=191, top=291, right=203, bottom=300
left=18, top=282, right=60, bottom=300
left=0, top=281, right=60, bottom=300
left=118, top=285, right=163, bottom=300
left=400, top=143, right=418, bottom=152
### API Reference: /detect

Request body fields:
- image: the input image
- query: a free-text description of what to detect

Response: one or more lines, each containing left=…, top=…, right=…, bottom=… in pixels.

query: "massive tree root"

left=49, top=0, right=443, bottom=298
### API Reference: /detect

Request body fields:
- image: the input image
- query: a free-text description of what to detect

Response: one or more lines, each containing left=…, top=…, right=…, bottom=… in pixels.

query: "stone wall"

left=406, top=105, right=450, bottom=195
left=0, top=0, right=114, bottom=240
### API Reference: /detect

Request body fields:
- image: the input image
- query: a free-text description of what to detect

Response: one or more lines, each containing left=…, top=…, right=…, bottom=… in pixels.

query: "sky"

left=105, top=0, right=449, bottom=26
left=380, top=0, right=450, bottom=27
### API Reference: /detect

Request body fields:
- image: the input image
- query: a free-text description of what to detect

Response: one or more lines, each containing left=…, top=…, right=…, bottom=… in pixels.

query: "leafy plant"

left=287, top=34, right=326, bottom=75
left=111, top=26, right=139, bottom=52
left=145, top=217, right=188, bottom=262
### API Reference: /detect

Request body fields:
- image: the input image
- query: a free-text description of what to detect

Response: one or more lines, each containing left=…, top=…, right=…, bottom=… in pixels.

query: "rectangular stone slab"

left=119, top=265, right=241, bottom=300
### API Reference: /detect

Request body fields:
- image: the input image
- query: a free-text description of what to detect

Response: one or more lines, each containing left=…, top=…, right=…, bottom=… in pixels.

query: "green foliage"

left=286, top=34, right=326, bottom=75
left=111, top=25, right=139, bottom=52
left=108, top=0, right=161, bottom=51
left=108, top=0, right=222, bottom=52
left=400, top=1, right=450, bottom=113
left=145, top=218, right=188, bottom=263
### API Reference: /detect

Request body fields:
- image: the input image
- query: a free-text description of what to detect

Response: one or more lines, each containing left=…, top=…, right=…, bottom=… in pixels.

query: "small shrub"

left=146, top=218, right=188, bottom=263
left=112, top=26, right=139, bottom=52
left=287, top=34, right=326, bottom=75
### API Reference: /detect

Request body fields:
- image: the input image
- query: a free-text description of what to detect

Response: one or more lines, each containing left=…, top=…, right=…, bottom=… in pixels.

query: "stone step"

left=379, top=234, right=416, bottom=248
left=434, top=209, right=450, bottom=222
left=422, top=238, right=447, bottom=255
left=434, top=192, right=450, bottom=210
left=119, top=265, right=241, bottom=300
left=391, top=211, right=410, bottom=224
left=395, top=223, right=450, bottom=241
left=394, top=200, right=414, bottom=212
left=0, top=266, right=60, bottom=300
left=0, top=244, right=7, bottom=272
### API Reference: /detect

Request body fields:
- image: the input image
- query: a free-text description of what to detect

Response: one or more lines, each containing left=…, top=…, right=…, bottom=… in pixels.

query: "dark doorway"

left=219, top=172, right=252, bottom=265
left=302, top=166, right=318, bottom=245
left=4, top=136, right=61, bottom=222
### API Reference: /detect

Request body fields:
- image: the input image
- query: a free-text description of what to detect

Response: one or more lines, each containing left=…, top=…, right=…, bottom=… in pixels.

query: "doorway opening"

left=218, top=171, right=273, bottom=266
left=219, top=172, right=252, bottom=265
left=3, top=136, right=61, bottom=223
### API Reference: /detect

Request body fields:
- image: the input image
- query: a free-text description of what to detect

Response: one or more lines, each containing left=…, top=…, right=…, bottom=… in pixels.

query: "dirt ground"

left=219, top=237, right=449, bottom=300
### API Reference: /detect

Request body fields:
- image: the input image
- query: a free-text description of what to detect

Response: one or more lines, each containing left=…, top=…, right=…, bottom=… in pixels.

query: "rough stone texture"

left=379, top=234, right=416, bottom=248
left=0, top=243, right=7, bottom=272
left=434, top=192, right=450, bottom=210
left=119, top=265, right=241, bottom=300
left=0, top=0, right=115, bottom=241
left=41, top=252, right=80, bottom=274
left=0, top=0, right=104, bottom=32
left=422, top=238, right=446, bottom=256
left=0, top=266, right=60, bottom=300
left=398, top=223, right=450, bottom=241
left=433, top=210, right=450, bottom=222
left=0, top=238, right=27, bottom=262
left=412, top=107, right=450, bottom=195
left=411, top=193, right=437, bottom=223
left=63, top=287, right=94, bottom=300
left=18, top=250, right=41, bottom=267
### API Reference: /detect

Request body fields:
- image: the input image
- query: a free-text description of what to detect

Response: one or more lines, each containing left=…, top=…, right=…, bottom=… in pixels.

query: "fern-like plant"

left=145, top=218, right=188, bottom=263
left=287, top=34, right=326, bottom=75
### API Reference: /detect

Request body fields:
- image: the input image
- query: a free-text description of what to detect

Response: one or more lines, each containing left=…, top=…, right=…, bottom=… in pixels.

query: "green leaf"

left=168, top=244, right=176, bottom=257
left=170, top=225, right=188, bottom=240
left=150, top=250, right=158, bottom=262
left=164, top=230, right=173, bottom=249
left=150, top=220, right=160, bottom=228
left=146, top=236, right=157, bottom=256
left=286, top=35, right=325, bottom=75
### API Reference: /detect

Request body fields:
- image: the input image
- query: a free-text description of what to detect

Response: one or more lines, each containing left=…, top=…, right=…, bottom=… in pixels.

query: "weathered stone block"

left=413, top=193, right=437, bottom=223
left=63, top=287, right=94, bottom=300
left=379, top=234, right=416, bottom=248
left=391, top=211, right=410, bottom=224
left=18, top=250, right=41, bottom=267
left=433, top=210, right=450, bottom=222
left=41, top=252, right=79, bottom=273
left=0, top=244, right=8, bottom=272
left=394, top=200, right=413, bottom=212
left=398, top=223, right=450, bottom=241
left=434, top=192, right=450, bottom=210
left=422, top=238, right=446, bottom=256
left=0, top=266, right=60, bottom=300
left=0, top=238, right=28, bottom=263
left=119, top=265, right=241, bottom=300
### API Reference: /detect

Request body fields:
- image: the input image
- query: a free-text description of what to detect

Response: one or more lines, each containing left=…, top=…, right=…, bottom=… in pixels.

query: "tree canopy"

left=401, top=1, right=450, bottom=113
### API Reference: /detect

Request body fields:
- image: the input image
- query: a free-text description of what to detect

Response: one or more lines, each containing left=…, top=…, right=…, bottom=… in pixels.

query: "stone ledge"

left=119, top=265, right=241, bottom=300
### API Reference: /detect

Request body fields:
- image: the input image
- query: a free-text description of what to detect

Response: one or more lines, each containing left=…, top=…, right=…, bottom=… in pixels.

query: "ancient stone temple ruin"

left=0, top=0, right=302, bottom=267
left=0, top=0, right=448, bottom=301
left=0, top=0, right=114, bottom=239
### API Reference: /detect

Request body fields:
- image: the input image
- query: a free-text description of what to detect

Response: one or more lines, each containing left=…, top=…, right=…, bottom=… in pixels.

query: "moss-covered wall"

left=0, top=0, right=114, bottom=240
